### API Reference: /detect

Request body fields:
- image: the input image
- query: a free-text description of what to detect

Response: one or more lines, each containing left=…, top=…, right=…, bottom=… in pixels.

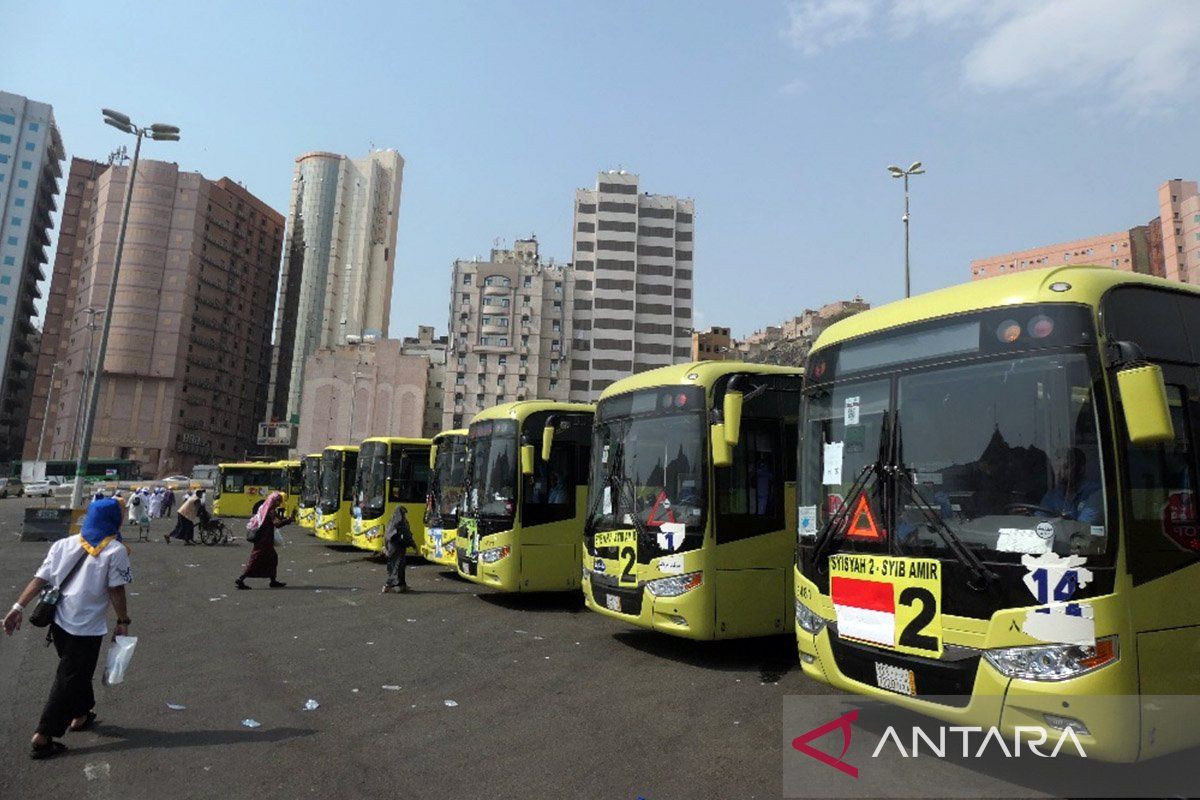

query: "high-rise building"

left=443, top=238, right=573, bottom=430
left=24, top=157, right=107, bottom=461
left=293, top=338, right=428, bottom=455
left=569, top=170, right=694, bottom=402
left=38, top=158, right=284, bottom=476
left=0, top=92, right=64, bottom=461
left=264, top=149, right=404, bottom=442
left=400, top=325, right=448, bottom=438
left=970, top=179, right=1199, bottom=284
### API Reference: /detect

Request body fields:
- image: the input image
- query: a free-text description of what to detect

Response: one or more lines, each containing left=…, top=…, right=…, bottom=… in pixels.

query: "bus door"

left=712, top=373, right=802, bottom=637
left=390, top=444, right=432, bottom=550
left=520, top=411, right=592, bottom=589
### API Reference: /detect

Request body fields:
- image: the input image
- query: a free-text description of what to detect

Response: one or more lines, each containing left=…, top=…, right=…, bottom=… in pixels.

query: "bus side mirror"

left=428, top=445, right=438, bottom=471
left=723, top=391, right=744, bottom=446
left=541, top=425, right=555, bottom=462
left=1117, top=364, right=1174, bottom=445
left=711, top=423, right=733, bottom=467
left=521, top=444, right=536, bottom=476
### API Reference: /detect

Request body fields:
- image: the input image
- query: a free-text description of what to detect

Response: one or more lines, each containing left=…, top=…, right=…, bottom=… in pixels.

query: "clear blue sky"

left=7, top=1, right=1198, bottom=338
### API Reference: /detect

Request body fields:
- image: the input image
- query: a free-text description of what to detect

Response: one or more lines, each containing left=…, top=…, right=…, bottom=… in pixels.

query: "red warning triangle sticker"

left=845, top=494, right=884, bottom=541
left=646, top=490, right=677, bottom=528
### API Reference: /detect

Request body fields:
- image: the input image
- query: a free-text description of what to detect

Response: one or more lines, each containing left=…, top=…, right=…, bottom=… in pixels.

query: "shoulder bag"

left=29, top=549, right=89, bottom=628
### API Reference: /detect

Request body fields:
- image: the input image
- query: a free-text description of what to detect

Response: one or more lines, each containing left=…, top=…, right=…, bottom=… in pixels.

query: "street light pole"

left=34, top=361, right=61, bottom=463
left=70, top=110, right=180, bottom=508
left=888, top=161, right=925, bottom=299
left=71, top=308, right=104, bottom=461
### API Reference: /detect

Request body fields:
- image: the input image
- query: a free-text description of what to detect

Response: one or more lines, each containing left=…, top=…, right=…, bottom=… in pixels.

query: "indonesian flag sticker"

left=831, top=576, right=895, bottom=647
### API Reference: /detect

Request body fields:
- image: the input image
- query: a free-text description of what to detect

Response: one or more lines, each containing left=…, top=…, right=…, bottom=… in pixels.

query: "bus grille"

left=827, top=631, right=979, bottom=707
left=588, top=574, right=644, bottom=616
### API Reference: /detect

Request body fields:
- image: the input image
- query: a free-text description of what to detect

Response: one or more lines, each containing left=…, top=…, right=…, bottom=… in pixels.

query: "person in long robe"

left=235, top=492, right=292, bottom=590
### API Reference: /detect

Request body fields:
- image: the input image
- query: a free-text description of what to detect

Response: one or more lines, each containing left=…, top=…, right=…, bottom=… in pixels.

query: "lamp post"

left=887, top=161, right=925, bottom=298
left=70, top=109, right=180, bottom=508
left=34, top=361, right=62, bottom=464
left=71, top=308, right=105, bottom=461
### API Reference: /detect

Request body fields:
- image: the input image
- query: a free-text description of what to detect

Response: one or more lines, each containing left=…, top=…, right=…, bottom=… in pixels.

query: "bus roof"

left=322, top=445, right=360, bottom=453
left=816, top=265, right=1200, bottom=351
left=360, top=436, right=432, bottom=447
left=432, top=429, right=468, bottom=443
left=218, top=461, right=286, bottom=469
left=304, top=453, right=322, bottom=459
left=598, top=361, right=802, bottom=401
left=470, top=400, right=594, bottom=425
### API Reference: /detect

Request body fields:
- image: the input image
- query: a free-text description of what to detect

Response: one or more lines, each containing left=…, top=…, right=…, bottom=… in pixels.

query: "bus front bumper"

left=796, top=616, right=1141, bottom=762
left=582, top=570, right=715, bottom=640
left=420, top=528, right=458, bottom=567
left=314, top=515, right=347, bottom=543
left=350, top=517, right=386, bottom=552
left=456, top=532, right=520, bottom=591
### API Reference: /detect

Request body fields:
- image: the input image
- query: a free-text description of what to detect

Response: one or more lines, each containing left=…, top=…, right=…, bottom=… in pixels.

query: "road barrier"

left=21, top=507, right=86, bottom=542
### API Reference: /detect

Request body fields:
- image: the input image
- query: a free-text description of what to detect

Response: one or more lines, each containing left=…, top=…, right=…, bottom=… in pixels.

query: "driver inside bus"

left=1038, top=448, right=1102, bottom=524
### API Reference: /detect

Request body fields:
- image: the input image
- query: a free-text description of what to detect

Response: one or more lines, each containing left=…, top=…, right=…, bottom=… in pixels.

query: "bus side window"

left=716, top=418, right=785, bottom=541
left=1126, top=383, right=1200, bottom=584
left=391, top=450, right=431, bottom=503
left=342, top=453, right=358, bottom=502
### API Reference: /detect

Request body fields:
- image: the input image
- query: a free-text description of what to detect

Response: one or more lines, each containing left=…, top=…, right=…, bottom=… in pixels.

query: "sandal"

left=269, top=580, right=287, bottom=588
left=235, top=579, right=249, bottom=590
left=30, top=740, right=67, bottom=760
left=68, top=711, right=97, bottom=732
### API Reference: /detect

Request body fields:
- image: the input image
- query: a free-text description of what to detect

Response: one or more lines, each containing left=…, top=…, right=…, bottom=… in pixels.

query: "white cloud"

left=783, top=0, right=877, bottom=55
left=782, top=0, right=1200, bottom=108
left=780, top=77, right=808, bottom=95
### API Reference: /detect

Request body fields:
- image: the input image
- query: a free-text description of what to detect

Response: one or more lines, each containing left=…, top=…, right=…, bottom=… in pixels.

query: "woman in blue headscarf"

left=2, top=498, right=133, bottom=760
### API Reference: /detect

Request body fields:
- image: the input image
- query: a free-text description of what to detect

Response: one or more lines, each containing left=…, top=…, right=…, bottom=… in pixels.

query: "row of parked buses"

left=214, top=267, right=1200, bottom=763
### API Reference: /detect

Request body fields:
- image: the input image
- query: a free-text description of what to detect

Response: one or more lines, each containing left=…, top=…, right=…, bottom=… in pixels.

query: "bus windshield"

left=301, top=458, right=320, bottom=506
left=356, top=441, right=390, bottom=520
left=320, top=451, right=343, bottom=512
left=802, top=350, right=1109, bottom=562
left=431, top=437, right=469, bottom=526
left=465, top=420, right=518, bottom=521
left=588, top=387, right=706, bottom=545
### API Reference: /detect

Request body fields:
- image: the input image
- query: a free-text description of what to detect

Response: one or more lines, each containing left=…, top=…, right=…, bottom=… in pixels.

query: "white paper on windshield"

left=657, top=522, right=686, bottom=552
left=601, top=445, right=609, bottom=464
left=798, top=505, right=818, bottom=539
left=844, top=396, right=860, bottom=426
left=602, top=486, right=612, bottom=515
left=822, top=442, right=844, bottom=485
left=996, top=528, right=1051, bottom=555
left=658, top=554, right=684, bottom=575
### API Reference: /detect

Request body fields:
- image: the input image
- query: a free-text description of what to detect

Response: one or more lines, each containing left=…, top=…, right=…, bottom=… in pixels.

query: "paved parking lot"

left=0, top=498, right=808, bottom=800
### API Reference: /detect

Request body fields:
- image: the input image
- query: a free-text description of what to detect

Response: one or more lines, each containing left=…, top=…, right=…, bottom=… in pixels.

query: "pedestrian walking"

left=166, top=490, right=203, bottom=546
left=2, top=498, right=132, bottom=760
left=147, top=487, right=163, bottom=519
left=381, top=505, right=415, bottom=594
left=127, top=491, right=151, bottom=542
left=235, top=492, right=291, bottom=590
left=160, top=487, right=175, bottom=518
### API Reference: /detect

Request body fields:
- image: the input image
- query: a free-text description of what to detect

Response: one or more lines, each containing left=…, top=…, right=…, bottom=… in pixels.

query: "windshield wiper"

left=584, top=435, right=624, bottom=536
left=894, top=467, right=997, bottom=591
left=810, top=462, right=877, bottom=568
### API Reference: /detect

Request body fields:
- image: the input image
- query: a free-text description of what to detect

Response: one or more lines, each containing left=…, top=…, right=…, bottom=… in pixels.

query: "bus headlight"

left=479, top=545, right=510, bottom=564
left=984, top=636, right=1118, bottom=681
left=795, top=600, right=826, bottom=635
left=645, top=571, right=702, bottom=598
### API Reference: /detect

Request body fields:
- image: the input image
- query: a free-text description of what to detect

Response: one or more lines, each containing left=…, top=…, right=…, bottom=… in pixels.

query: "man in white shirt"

left=2, top=498, right=132, bottom=760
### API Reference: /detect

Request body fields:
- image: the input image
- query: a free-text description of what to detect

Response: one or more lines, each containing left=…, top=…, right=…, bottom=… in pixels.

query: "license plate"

left=874, top=662, right=916, bottom=696
left=605, top=594, right=621, bottom=612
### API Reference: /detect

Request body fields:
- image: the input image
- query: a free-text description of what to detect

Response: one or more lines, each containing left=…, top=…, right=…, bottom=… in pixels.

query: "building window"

left=461, top=293, right=469, bottom=302
left=523, top=275, right=531, bottom=287
left=0, top=114, right=14, bottom=124
left=0, top=155, right=8, bottom=164
left=553, top=301, right=561, bottom=309
left=1, top=258, right=12, bottom=267
left=28, top=122, right=39, bottom=131
left=552, top=320, right=561, bottom=331
left=9, top=217, right=20, bottom=227
left=20, top=161, right=31, bottom=170
left=14, top=198, right=24, bottom=207
left=24, top=142, right=35, bottom=151
left=463, top=274, right=472, bottom=285
left=0, top=135, right=10, bottom=144
left=499, top=338, right=508, bottom=346
left=0, top=296, right=9, bottom=305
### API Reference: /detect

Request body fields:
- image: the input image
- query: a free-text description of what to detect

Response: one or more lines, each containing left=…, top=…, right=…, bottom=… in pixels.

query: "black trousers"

left=37, top=623, right=103, bottom=738
left=170, top=516, right=194, bottom=541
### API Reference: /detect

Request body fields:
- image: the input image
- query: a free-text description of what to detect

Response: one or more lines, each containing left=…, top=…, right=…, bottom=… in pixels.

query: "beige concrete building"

left=400, top=324, right=448, bottom=438
left=35, top=158, right=284, bottom=476
left=443, top=238, right=573, bottom=429
left=265, top=149, right=404, bottom=442
left=691, top=326, right=731, bottom=361
left=737, top=298, right=870, bottom=366
left=569, top=171, right=694, bottom=401
left=293, top=337, right=428, bottom=455
left=24, top=158, right=105, bottom=461
left=971, top=178, right=1200, bottom=284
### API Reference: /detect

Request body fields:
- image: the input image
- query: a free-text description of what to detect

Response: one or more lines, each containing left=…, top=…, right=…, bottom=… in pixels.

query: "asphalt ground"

left=0, top=498, right=806, bottom=800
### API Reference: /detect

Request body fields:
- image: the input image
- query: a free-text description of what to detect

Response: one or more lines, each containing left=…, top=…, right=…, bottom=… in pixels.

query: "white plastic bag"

left=103, top=635, right=138, bottom=686
left=274, top=530, right=283, bottom=546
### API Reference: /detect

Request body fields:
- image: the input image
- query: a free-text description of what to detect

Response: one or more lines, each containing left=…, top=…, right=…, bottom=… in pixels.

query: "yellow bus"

left=314, top=445, right=358, bottom=543
left=213, top=461, right=299, bottom=518
left=456, top=401, right=594, bottom=592
left=793, top=266, right=1200, bottom=762
left=421, top=429, right=468, bottom=567
left=350, top=437, right=432, bottom=553
left=582, top=363, right=804, bottom=640
left=297, top=453, right=322, bottom=531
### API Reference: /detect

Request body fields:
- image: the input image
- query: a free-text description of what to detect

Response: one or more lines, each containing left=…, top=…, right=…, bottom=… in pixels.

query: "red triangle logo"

left=791, top=708, right=859, bottom=778
left=845, top=494, right=884, bottom=541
